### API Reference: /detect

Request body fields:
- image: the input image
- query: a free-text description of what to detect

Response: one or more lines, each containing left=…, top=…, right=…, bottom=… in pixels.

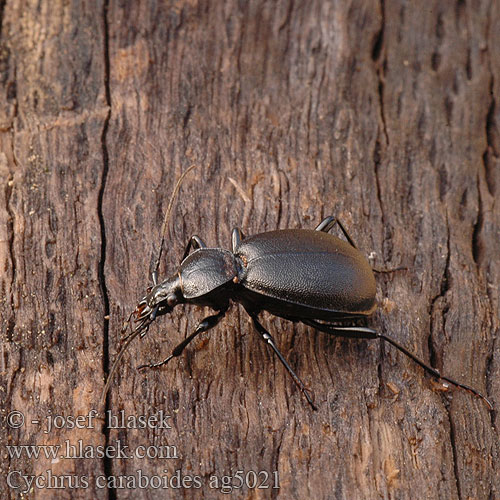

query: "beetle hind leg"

left=245, top=309, right=318, bottom=410
left=301, top=319, right=493, bottom=410
left=315, top=216, right=357, bottom=249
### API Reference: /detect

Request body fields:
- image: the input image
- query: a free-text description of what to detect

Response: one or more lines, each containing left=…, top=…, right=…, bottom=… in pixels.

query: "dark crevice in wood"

left=486, top=343, right=497, bottom=431
left=436, top=11, right=444, bottom=40
left=370, top=0, right=384, bottom=62
left=270, top=429, right=284, bottom=500
left=3, top=140, right=16, bottom=489
left=482, top=2, right=497, bottom=197
left=99, top=7, right=111, bottom=380
left=431, top=6, right=443, bottom=68
left=370, top=0, right=389, bottom=289
left=431, top=51, right=441, bottom=72
left=427, top=331, right=438, bottom=390
left=482, top=148, right=494, bottom=197
left=429, top=216, right=463, bottom=496
left=444, top=95, right=453, bottom=127
left=429, top=215, right=450, bottom=371
left=448, top=409, right=463, bottom=500
left=465, top=47, right=472, bottom=81
left=471, top=173, right=483, bottom=267
left=4, top=168, right=15, bottom=341
left=371, top=0, right=388, bottom=147
left=6, top=316, right=14, bottom=344
left=373, top=138, right=385, bottom=237
left=182, top=102, right=192, bottom=130
left=277, top=0, right=294, bottom=33
left=376, top=356, right=384, bottom=400
left=482, top=15, right=497, bottom=432
left=484, top=76, right=497, bottom=196
left=99, top=2, right=114, bottom=498
left=0, top=0, right=6, bottom=36
left=455, top=0, right=466, bottom=28
left=377, top=76, right=389, bottom=146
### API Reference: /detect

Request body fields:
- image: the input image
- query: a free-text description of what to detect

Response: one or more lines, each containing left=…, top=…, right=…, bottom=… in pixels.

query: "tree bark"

left=1, top=1, right=499, bottom=499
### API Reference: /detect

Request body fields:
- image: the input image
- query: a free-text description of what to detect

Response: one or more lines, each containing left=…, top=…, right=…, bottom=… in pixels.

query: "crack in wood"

left=98, top=2, right=115, bottom=499
left=484, top=76, right=497, bottom=196
left=4, top=168, right=15, bottom=342
left=447, top=406, right=463, bottom=500
left=371, top=0, right=389, bottom=147
left=429, top=213, right=451, bottom=372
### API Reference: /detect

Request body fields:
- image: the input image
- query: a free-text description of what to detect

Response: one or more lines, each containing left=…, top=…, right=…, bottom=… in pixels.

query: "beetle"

left=104, top=214, right=492, bottom=411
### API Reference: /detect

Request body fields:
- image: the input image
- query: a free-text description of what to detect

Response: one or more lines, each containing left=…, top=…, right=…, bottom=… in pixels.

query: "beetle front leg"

left=181, top=235, right=207, bottom=261
left=245, top=309, right=318, bottom=411
left=153, top=235, right=206, bottom=284
left=231, top=228, right=246, bottom=252
left=315, top=216, right=357, bottom=249
left=137, top=307, right=228, bottom=370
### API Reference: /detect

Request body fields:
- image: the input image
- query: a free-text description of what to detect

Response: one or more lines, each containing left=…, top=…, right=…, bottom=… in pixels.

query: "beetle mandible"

left=104, top=201, right=492, bottom=410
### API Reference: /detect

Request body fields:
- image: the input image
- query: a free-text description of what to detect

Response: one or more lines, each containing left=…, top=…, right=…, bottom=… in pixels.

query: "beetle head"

left=133, top=274, right=182, bottom=322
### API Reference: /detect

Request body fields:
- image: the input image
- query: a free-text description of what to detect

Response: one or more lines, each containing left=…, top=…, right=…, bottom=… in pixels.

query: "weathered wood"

left=1, top=1, right=499, bottom=499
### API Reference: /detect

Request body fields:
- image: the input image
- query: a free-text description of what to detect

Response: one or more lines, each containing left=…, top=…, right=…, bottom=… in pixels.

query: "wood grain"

left=1, top=1, right=499, bottom=499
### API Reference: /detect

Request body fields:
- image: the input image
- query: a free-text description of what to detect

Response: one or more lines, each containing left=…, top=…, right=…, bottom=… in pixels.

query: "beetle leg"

left=301, top=319, right=376, bottom=339
left=301, top=319, right=493, bottom=410
left=314, top=216, right=336, bottom=232
left=137, top=307, right=228, bottom=370
left=315, top=216, right=357, bottom=249
left=231, top=228, right=246, bottom=252
left=303, top=319, right=448, bottom=370
left=181, top=235, right=207, bottom=261
left=246, top=310, right=318, bottom=410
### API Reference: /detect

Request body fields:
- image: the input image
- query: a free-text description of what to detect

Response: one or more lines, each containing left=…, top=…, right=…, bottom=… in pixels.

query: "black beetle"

left=104, top=215, right=492, bottom=411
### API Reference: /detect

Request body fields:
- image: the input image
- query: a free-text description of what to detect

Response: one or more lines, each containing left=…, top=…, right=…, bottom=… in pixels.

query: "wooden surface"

left=1, top=1, right=499, bottom=499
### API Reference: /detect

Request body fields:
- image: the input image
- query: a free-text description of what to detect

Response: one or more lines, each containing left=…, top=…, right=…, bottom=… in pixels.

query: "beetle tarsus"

left=302, top=388, right=318, bottom=411
left=438, top=375, right=493, bottom=411
left=138, top=354, right=174, bottom=370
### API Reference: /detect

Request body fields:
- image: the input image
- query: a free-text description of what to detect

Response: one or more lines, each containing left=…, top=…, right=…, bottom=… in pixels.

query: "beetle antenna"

left=101, top=317, right=154, bottom=403
left=119, top=165, right=198, bottom=337
left=105, top=166, right=198, bottom=402
left=153, top=164, right=198, bottom=278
